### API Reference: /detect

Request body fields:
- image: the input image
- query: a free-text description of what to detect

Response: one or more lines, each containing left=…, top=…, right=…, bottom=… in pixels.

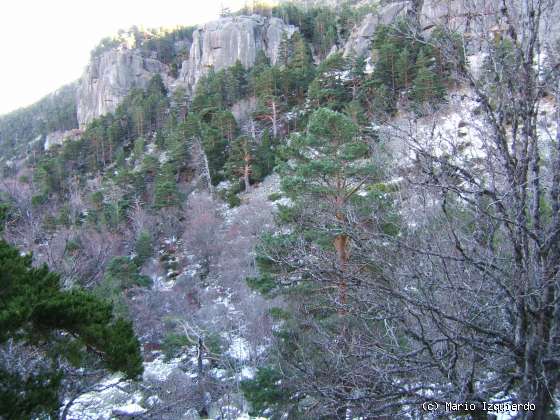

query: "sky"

left=0, top=0, right=251, bottom=115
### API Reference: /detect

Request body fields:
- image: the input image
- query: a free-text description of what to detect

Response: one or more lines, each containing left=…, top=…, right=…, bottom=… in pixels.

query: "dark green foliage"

left=148, top=73, right=168, bottom=95
left=0, top=240, right=143, bottom=418
left=162, top=333, right=193, bottom=361
left=411, top=50, right=446, bottom=107
left=308, top=53, right=353, bottom=111
left=102, top=256, right=152, bottom=291
left=277, top=32, right=315, bottom=103
left=133, top=136, right=146, bottom=160
left=224, top=135, right=258, bottom=189
left=90, top=36, right=121, bottom=58
left=192, top=65, right=248, bottom=113
left=0, top=368, right=62, bottom=420
left=224, top=60, right=248, bottom=103
left=246, top=108, right=400, bottom=416
left=225, top=189, right=242, bottom=208
left=45, top=74, right=170, bottom=191
left=154, top=163, right=181, bottom=208
left=0, top=202, right=9, bottom=232
left=312, top=7, right=337, bottom=59
left=246, top=273, right=277, bottom=295
left=429, top=26, right=467, bottom=81
left=368, top=20, right=457, bottom=112
left=277, top=32, right=293, bottom=68
left=267, top=192, right=282, bottom=202
left=165, top=127, right=189, bottom=175
left=279, top=107, right=371, bottom=202
left=90, top=191, right=104, bottom=210
left=268, top=307, right=290, bottom=320
left=101, top=199, right=130, bottom=228
left=268, top=3, right=345, bottom=60
left=96, top=256, right=152, bottom=318
left=201, top=124, right=229, bottom=185
left=134, top=230, right=153, bottom=265
left=253, top=129, right=276, bottom=181
left=241, top=367, right=288, bottom=416
left=141, top=154, right=160, bottom=177
left=480, top=38, right=519, bottom=98
left=204, top=332, right=224, bottom=356
left=34, top=155, right=63, bottom=197
left=190, top=70, right=242, bottom=185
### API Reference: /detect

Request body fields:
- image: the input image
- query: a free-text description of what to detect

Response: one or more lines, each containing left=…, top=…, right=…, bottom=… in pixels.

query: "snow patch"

left=226, top=336, right=251, bottom=361
left=112, top=403, right=147, bottom=416
left=143, top=356, right=182, bottom=382
left=240, top=366, right=256, bottom=379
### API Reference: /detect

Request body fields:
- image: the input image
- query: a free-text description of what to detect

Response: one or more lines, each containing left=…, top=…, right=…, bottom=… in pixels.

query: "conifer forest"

left=1, top=0, right=560, bottom=418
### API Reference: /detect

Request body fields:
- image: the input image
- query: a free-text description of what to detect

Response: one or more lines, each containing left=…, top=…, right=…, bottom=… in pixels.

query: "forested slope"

left=1, top=0, right=560, bottom=419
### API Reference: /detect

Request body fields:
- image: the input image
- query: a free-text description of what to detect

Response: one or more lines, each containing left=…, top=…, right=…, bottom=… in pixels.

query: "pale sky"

left=0, top=0, right=251, bottom=115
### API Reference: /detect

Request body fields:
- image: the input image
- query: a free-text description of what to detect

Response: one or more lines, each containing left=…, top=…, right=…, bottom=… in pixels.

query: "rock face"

left=76, top=48, right=172, bottom=128
left=179, top=15, right=297, bottom=88
left=76, top=16, right=296, bottom=128
left=44, top=128, right=82, bottom=150
left=344, top=0, right=560, bottom=58
left=343, top=2, right=409, bottom=57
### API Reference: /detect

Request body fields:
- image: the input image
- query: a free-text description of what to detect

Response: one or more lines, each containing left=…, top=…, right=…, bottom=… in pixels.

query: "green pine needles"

left=0, top=238, right=143, bottom=419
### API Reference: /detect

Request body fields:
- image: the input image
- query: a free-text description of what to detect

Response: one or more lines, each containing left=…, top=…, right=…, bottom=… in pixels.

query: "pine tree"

left=153, top=163, right=180, bottom=208
left=308, top=53, right=351, bottom=111
left=201, top=125, right=228, bottom=185
left=165, top=127, right=189, bottom=177
left=253, top=67, right=282, bottom=138
left=411, top=49, right=446, bottom=106
left=0, top=239, right=143, bottom=419
left=348, top=53, right=366, bottom=100
left=277, top=108, right=375, bottom=308
left=211, top=110, right=238, bottom=143
left=224, top=60, right=248, bottom=105
left=246, top=109, right=398, bottom=417
left=312, top=7, right=337, bottom=58
left=375, top=40, right=399, bottom=96
left=134, top=230, right=153, bottom=266
left=253, top=129, right=275, bottom=182
left=277, top=32, right=292, bottom=69
left=287, top=32, right=314, bottom=100
left=396, top=47, right=412, bottom=90
left=224, top=135, right=257, bottom=192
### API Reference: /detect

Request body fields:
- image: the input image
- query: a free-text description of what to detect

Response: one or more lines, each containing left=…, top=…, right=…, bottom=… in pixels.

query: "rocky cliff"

left=343, top=1, right=409, bottom=57
left=71, top=2, right=560, bottom=129
left=179, top=15, right=297, bottom=88
left=343, top=0, right=560, bottom=58
left=76, top=48, right=173, bottom=128
left=76, top=15, right=297, bottom=128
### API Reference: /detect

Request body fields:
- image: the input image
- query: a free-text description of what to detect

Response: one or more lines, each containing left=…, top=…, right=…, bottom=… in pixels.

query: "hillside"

left=1, top=0, right=560, bottom=419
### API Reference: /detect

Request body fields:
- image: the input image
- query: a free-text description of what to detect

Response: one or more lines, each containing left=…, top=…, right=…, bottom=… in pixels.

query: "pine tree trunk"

left=272, top=100, right=277, bottom=139
left=334, top=191, right=348, bottom=314
left=244, top=162, right=251, bottom=192
left=334, top=231, right=348, bottom=310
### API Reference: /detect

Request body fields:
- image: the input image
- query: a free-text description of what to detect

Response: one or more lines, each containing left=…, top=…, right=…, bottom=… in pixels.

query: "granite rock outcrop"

left=77, top=15, right=297, bottom=127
